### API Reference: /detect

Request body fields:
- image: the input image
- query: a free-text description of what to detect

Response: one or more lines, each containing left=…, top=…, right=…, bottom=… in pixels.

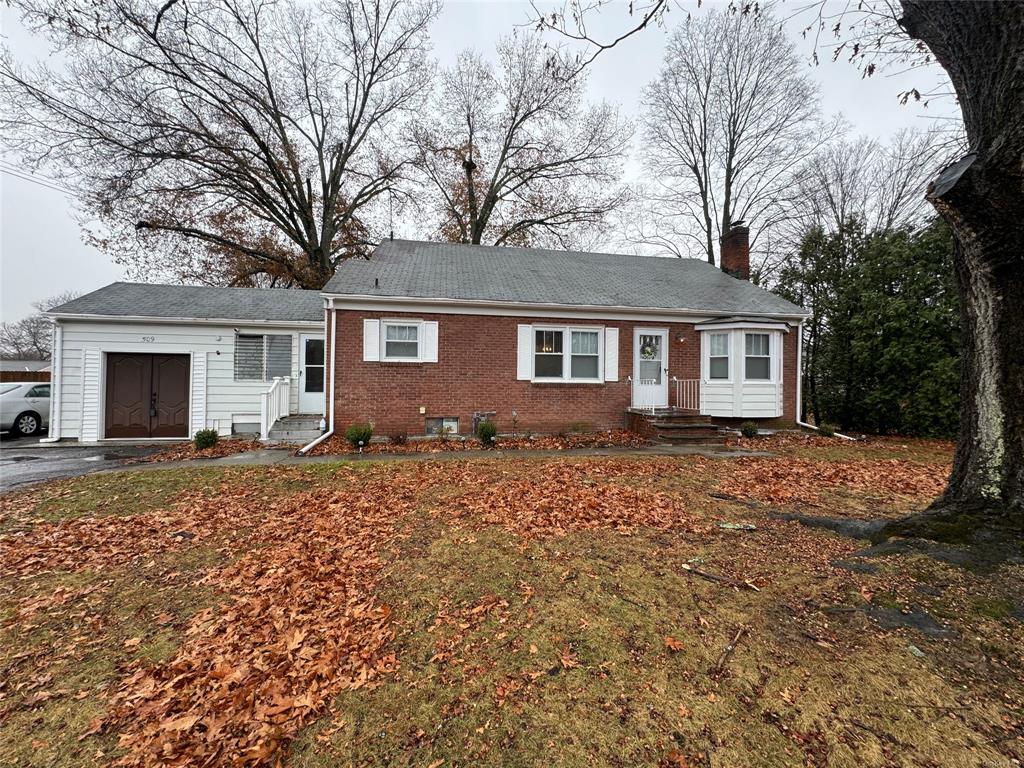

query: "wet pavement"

left=0, top=435, right=166, bottom=493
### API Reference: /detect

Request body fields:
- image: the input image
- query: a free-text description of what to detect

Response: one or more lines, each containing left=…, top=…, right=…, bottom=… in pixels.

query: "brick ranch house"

left=43, top=227, right=809, bottom=446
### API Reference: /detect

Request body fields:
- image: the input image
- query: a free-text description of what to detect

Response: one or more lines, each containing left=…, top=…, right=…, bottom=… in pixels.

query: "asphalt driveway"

left=0, top=435, right=167, bottom=493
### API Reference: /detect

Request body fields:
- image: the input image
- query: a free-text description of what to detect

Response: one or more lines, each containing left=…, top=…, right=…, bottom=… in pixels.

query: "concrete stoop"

left=267, top=414, right=323, bottom=442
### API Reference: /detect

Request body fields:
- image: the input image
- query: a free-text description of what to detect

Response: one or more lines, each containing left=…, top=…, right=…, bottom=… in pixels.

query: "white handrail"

left=628, top=375, right=659, bottom=413
left=670, top=377, right=700, bottom=411
left=259, top=376, right=291, bottom=440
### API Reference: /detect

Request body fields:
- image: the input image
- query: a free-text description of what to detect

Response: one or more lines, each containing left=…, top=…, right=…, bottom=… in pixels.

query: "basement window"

left=425, top=417, right=459, bottom=436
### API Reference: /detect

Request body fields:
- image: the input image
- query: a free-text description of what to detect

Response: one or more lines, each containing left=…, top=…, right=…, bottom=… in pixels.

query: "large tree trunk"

left=883, top=1, right=1024, bottom=538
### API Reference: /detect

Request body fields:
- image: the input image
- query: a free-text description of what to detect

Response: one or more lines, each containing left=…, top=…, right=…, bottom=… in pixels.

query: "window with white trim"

left=744, top=333, right=771, bottom=380
left=383, top=322, right=420, bottom=360
left=234, top=334, right=292, bottom=381
left=532, top=327, right=602, bottom=381
left=708, top=333, right=729, bottom=380
left=570, top=330, right=600, bottom=378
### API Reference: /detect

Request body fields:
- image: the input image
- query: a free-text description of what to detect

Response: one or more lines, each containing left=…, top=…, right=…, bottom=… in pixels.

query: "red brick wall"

left=329, top=309, right=798, bottom=435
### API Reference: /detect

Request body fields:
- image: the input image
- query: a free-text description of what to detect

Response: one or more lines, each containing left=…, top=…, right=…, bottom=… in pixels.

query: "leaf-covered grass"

left=2, top=439, right=1022, bottom=767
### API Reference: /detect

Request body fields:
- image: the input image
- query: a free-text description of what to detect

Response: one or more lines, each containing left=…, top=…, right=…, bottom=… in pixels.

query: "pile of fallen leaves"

left=725, top=432, right=850, bottom=450
left=447, top=464, right=695, bottom=538
left=127, top=439, right=275, bottom=464
left=307, top=429, right=650, bottom=456
left=717, top=456, right=950, bottom=508
left=2, top=470, right=416, bottom=767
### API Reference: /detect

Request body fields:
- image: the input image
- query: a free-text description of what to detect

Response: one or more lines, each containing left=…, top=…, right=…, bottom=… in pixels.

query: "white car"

left=0, top=382, right=51, bottom=436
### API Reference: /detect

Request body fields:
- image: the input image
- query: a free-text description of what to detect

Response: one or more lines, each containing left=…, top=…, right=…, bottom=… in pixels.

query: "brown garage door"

left=105, top=353, right=190, bottom=439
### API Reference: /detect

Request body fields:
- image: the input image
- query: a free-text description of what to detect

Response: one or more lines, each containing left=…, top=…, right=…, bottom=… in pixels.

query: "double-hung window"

left=534, top=330, right=564, bottom=377
left=234, top=334, right=292, bottom=381
left=708, top=333, right=729, bottom=380
left=744, top=333, right=771, bottom=380
left=383, top=322, right=420, bottom=360
left=533, top=327, right=601, bottom=381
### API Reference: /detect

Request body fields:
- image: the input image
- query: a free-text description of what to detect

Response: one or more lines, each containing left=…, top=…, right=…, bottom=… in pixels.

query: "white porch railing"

left=259, top=376, right=291, bottom=440
left=671, top=377, right=700, bottom=411
left=628, top=376, right=660, bottom=413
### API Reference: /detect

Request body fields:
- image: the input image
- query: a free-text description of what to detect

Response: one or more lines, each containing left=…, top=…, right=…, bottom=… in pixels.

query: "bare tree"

left=796, top=128, right=954, bottom=236
left=637, top=8, right=830, bottom=267
left=537, top=0, right=1024, bottom=536
left=0, top=291, right=79, bottom=360
left=412, top=34, right=632, bottom=249
left=0, top=0, right=439, bottom=289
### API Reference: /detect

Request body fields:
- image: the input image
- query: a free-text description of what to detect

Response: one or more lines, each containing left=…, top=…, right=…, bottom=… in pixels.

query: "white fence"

left=259, top=376, right=291, bottom=440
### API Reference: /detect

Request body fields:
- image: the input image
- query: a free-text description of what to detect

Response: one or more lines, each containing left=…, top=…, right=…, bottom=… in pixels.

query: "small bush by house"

left=476, top=420, right=498, bottom=445
left=345, top=423, right=373, bottom=447
left=193, top=429, right=219, bottom=450
left=740, top=421, right=759, bottom=439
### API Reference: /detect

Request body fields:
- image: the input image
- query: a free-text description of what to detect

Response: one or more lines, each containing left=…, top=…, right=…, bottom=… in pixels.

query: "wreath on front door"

left=640, top=340, right=659, bottom=359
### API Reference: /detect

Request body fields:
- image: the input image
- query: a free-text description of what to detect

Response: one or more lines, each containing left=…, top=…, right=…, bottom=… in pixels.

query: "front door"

left=632, top=328, right=668, bottom=408
left=298, top=334, right=325, bottom=414
left=105, top=353, right=190, bottom=438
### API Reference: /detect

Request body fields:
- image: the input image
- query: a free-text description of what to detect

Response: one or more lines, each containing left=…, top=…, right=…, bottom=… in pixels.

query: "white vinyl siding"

left=54, top=320, right=309, bottom=439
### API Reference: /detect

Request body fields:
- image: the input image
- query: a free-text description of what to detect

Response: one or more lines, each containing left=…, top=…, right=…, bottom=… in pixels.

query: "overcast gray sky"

left=0, top=0, right=958, bottom=322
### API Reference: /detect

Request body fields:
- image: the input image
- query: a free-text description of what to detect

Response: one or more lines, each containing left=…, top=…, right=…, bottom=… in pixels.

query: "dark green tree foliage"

left=776, top=218, right=959, bottom=437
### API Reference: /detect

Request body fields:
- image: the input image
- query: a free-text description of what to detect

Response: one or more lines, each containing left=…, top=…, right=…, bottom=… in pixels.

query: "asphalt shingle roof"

left=47, top=282, right=323, bottom=323
left=324, top=240, right=806, bottom=317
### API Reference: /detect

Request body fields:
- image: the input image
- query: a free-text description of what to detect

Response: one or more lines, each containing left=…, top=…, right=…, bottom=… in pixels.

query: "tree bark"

left=883, top=1, right=1024, bottom=537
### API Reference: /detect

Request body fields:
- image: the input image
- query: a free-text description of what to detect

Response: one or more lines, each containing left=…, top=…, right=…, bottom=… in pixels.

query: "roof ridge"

left=381, top=238, right=707, bottom=267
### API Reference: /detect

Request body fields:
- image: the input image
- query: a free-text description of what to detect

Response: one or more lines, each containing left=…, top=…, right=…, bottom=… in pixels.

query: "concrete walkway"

left=107, top=443, right=772, bottom=476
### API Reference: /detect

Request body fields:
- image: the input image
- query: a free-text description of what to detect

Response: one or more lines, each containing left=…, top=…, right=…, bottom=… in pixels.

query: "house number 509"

left=141, top=336, right=156, bottom=343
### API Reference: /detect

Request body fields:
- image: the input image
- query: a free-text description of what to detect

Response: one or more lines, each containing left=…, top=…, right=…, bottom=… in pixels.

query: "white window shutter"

left=604, top=327, right=619, bottom=381
left=363, top=319, right=380, bottom=361
left=516, top=324, right=532, bottom=380
left=422, top=321, right=439, bottom=362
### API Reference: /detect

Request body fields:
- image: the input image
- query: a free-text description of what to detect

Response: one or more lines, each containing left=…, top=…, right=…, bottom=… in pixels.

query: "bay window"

left=744, top=333, right=771, bottom=380
left=708, top=333, right=729, bottom=380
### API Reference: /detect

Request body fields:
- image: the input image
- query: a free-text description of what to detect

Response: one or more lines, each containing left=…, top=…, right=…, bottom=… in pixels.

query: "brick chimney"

left=720, top=224, right=750, bottom=280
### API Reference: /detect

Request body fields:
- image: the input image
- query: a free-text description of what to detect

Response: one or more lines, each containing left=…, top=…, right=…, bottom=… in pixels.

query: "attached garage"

left=105, top=353, right=190, bottom=438
left=45, top=283, right=324, bottom=442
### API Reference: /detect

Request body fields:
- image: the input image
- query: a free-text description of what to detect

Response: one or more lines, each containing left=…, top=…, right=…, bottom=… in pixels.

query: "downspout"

left=794, top=318, right=855, bottom=441
left=40, top=319, right=62, bottom=443
left=298, top=306, right=336, bottom=454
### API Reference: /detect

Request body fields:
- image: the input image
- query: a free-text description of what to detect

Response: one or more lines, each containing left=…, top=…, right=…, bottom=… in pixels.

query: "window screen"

left=234, top=334, right=292, bottom=381
left=234, top=335, right=265, bottom=381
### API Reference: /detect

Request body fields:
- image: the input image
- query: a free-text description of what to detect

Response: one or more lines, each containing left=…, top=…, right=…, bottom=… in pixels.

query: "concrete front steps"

left=267, top=414, right=323, bottom=442
left=628, top=408, right=729, bottom=446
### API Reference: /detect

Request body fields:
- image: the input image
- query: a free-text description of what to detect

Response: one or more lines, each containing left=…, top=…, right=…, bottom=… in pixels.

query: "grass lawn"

left=1, top=436, right=1022, bottom=767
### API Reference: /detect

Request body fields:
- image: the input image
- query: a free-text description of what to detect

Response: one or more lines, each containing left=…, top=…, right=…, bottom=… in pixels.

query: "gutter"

left=39, top=320, right=62, bottom=443
left=298, top=309, right=336, bottom=454
left=794, top=318, right=856, bottom=441
left=324, top=292, right=810, bottom=323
